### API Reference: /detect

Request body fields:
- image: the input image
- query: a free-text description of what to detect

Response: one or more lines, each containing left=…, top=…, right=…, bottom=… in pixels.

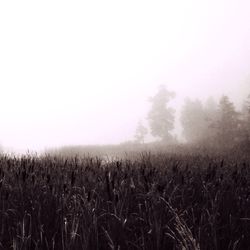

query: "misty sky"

left=0, top=0, right=250, bottom=152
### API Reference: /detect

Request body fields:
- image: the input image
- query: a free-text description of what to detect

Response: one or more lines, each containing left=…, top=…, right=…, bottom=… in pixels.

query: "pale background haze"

left=0, top=0, right=250, bottom=152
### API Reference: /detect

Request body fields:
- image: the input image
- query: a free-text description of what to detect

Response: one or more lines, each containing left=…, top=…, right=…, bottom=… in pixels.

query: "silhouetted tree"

left=240, top=94, right=250, bottom=145
left=203, top=97, right=219, bottom=143
left=244, top=94, right=250, bottom=124
left=180, top=98, right=207, bottom=143
left=204, top=97, right=218, bottom=121
left=134, top=121, right=148, bottom=144
left=216, top=95, right=240, bottom=147
left=147, top=85, right=175, bottom=143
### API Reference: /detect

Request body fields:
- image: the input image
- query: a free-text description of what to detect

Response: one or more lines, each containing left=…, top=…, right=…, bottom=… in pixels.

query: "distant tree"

left=203, top=97, right=219, bottom=142
left=245, top=95, right=250, bottom=143
left=246, top=94, right=250, bottom=126
left=244, top=94, right=250, bottom=124
left=134, top=121, right=148, bottom=144
left=204, top=97, right=218, bottom=120
left=147, top=85, right=175, bottom=143
left=240, top=94, right=250, bottom=144
left=180, top=98, right=207, bottom=143
left=216, top=95, right=240, bottom=147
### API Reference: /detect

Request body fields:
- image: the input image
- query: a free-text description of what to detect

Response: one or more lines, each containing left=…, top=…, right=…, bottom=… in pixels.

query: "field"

left=0, top=148, right=249, bottom=250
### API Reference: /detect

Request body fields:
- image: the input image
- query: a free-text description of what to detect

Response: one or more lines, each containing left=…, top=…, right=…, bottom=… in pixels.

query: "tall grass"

left=0, top=151, right=249, bottom=249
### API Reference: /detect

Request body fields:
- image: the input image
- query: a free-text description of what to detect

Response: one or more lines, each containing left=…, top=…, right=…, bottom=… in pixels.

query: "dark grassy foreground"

left=0, top=151, right=250, bottom=250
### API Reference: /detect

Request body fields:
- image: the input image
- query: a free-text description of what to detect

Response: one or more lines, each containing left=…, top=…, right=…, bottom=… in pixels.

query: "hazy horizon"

left=0, top=0, right=250, bottom=153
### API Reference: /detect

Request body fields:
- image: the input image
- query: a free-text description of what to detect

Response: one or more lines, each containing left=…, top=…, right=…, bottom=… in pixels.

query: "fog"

left=0, top=0, right=250, bottom=153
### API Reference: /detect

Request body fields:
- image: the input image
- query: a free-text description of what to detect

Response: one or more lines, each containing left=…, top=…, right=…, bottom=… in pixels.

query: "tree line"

left=134, top=85, right=250, bottom=149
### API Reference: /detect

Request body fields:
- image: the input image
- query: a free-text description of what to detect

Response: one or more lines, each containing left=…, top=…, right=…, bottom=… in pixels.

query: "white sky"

left=0, top=0, right=250, bottom=152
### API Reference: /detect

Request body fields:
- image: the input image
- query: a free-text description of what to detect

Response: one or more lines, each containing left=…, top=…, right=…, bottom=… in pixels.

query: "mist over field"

left=0, top=1, right=250, bottom=153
